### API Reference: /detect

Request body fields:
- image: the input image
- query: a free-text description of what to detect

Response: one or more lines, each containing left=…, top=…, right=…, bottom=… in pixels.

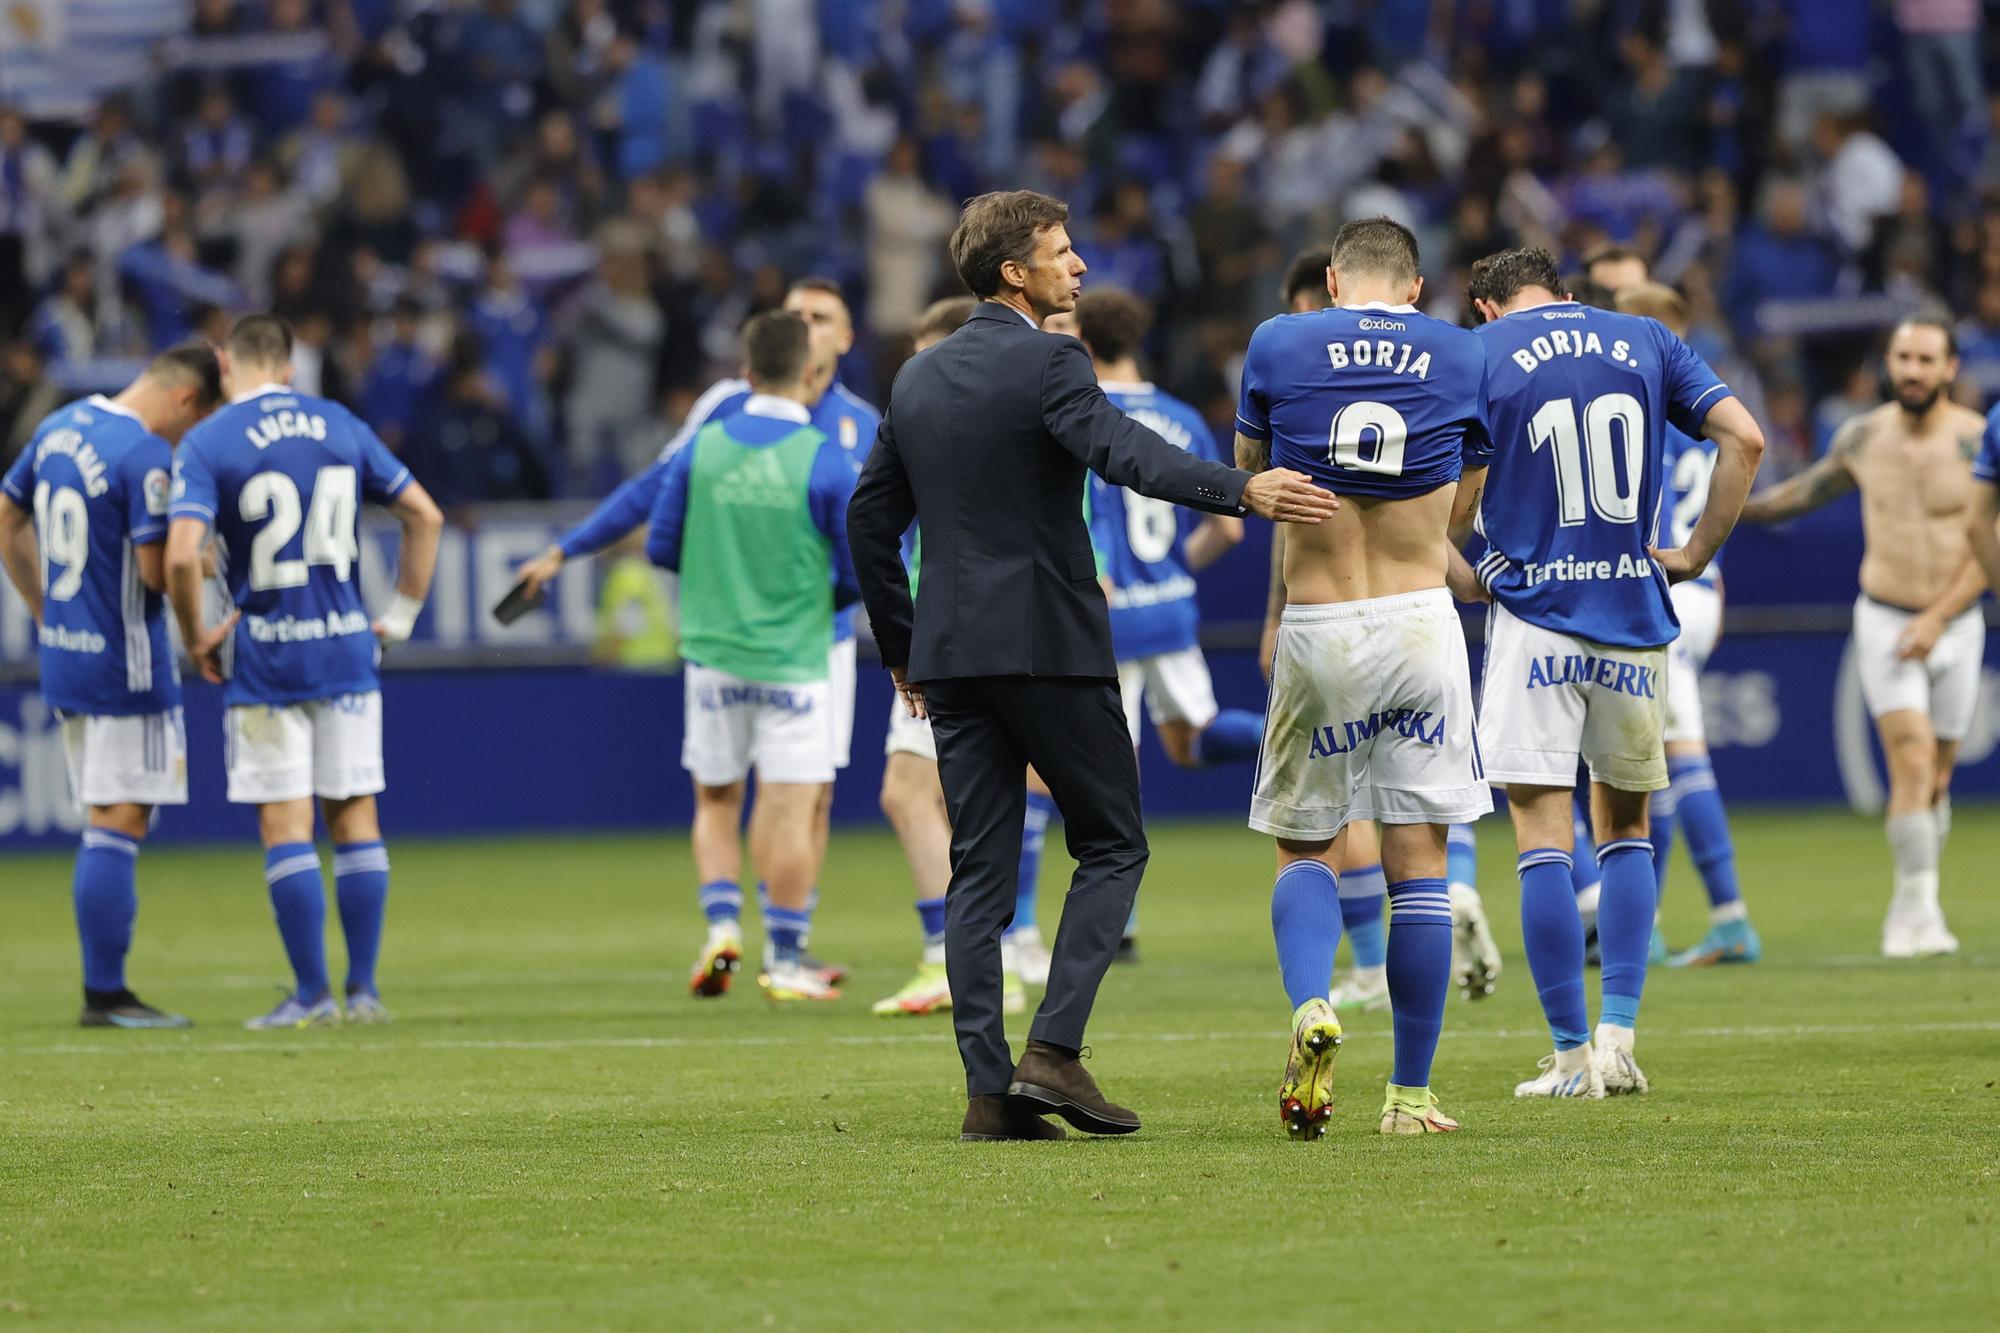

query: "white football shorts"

left=683, top=663, right=834, bottom=786
left=1852, top=594, right=1985, bottom=741
left=883, top=688, right=938, bottom=762
left=1251, top=589, right=1491, bottom=841
left=1479, top=602, right=1668, bottom=792
left=828, top=635, right=857, bottom=770
left=60, top=707, right=188, bottom=809
left=1117, top=645, right=1220, bottom=747
left=225, top=692, right=385, bottom=804
left=1663, top=581, right=1722, bottom=744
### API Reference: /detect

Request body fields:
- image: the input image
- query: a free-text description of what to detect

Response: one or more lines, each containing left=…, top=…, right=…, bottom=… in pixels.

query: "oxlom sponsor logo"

left=0, top=693, right=82, bottom=837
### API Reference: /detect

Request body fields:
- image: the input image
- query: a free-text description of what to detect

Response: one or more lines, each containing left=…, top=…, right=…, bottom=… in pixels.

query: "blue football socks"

left=1596, top=838, right=1659, bottom=1030
left=765, top=902, right=812, bottom=966
left=1518, top=848, right=1588, bottom=1049
left=1192, top=709, right=1264, bottom=766
left=1446, top=823, right=1478, bottom=887
left=699, top=879, right=742, bottom=925
left=333, top=841, right=390, bottom=997
left=916, top=895, right=949, bottom=951
left=1012, top=791, right=1056, bottom=931
left=1271, top=859, right=1341, bottom=1011
left=264, top=843, right=330, bottom=1003
left=1385, top=877, right=1453, bottom=1087
left=1337, top=862, right=1388, bottom=970
left=1670, top=755, right=1743, bottom=913
left=74, top=828, right=139, bottom=995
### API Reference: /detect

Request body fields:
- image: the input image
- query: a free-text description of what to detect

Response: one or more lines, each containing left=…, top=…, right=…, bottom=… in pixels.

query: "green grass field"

left=1, top=809, right=1995, bottom=1330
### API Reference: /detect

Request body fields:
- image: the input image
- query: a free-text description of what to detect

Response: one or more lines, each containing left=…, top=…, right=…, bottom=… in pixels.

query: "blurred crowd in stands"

left=2, top=0, right=1999, bottom=509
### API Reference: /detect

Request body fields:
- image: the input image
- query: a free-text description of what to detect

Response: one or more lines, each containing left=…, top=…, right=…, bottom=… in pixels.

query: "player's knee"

left=322, top=796, right=380, bottom=845
left=91, top=804, right=150, bottom=841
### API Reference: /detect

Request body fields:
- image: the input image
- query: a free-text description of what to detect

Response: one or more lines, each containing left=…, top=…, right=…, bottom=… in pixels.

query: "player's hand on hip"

left=1895, top=611, right=1944, bottom=662
left=891, top=665, right=926, bottom=720
left=1243, top=469, right=1339, bottom=524
left=516, top=545, right=565, bottom=597
left=189, top=611, right=238, bottom=685
left=1446, top=551, right=1491, bottom=604
left=1649, top=545, right=1708, bottom=585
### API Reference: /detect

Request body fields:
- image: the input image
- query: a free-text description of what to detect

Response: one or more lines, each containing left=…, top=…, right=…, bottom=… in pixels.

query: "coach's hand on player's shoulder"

left=891, top=665, right=926, bottom=720
left=1895, top=610, right=1945, bottom=662
left=1242, top=469, right=1339, bottom=524
left=1649, top=545, right=1710, bottom=586
left=188, top=611, right=238, bottom=685
left=516, top=545, right=565, bottom=597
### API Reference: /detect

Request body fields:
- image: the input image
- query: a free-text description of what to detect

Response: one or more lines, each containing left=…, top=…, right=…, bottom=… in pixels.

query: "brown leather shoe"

left=1006, top=1039, right=1142, bottom=1135
left=961, top=1094, right=1066, bottom=1142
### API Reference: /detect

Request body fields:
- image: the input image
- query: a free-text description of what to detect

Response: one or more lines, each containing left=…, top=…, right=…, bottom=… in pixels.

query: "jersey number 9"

left=1330, top=400, right=1408, bottom=476
left=241, top=466, right=360, bottom=591
left=33, top=481, right=89, bottom=601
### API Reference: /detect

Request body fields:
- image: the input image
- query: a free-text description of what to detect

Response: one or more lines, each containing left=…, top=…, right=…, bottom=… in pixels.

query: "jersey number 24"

left=241, top=466, right=359, bottom=591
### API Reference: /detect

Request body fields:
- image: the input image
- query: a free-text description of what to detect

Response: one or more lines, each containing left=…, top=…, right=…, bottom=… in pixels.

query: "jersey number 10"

left=1528, top=393, right=1645, bottom=527
left=241, top=466, right=359, bottom=591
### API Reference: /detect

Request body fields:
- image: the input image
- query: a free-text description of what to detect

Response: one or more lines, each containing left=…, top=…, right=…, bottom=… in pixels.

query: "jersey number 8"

left=32, top=481, right=89, bottom=601
left=1124, top=494, right=1179, bottom=563
left=1329, top=400, right=1408, bottom=476
left=241, top=466, right=360, bottom=591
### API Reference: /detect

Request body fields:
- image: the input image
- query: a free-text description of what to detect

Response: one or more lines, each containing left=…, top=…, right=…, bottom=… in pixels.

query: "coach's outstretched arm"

left=1654, top=396, right=1766, bottom=584
left=848, top=413, right=920, bottom=710
left=1045, top=340, right=1337, bottom=525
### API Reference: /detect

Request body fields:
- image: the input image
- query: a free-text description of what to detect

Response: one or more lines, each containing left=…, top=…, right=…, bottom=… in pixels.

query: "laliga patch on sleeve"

left=144, top=468, right=171, bottom=515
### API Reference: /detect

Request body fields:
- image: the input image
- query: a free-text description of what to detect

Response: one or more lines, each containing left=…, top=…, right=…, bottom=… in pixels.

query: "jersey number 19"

left=32, top=481, right=88, bottom=601
left=242, top=466, right=359, bottom=590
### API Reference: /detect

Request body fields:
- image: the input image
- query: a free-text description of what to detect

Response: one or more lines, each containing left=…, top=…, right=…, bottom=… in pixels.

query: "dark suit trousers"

left=924, top=675, right=1150, bottom=1096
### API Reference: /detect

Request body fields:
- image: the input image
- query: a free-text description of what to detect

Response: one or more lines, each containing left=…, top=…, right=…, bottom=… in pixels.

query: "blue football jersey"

left=1236, top=303, right=1492, bottom=500
left=1974, top=402, right=2000, bottom=484
left=2, top=396, right=179, bottom=716
left=1660, top=425, right=1721, bottom=591
left=170, top=384, right=412, bottom=706
left=1089, top=381, right=1221, bottom=661
left=1472, top=302, right=1732, bottom=647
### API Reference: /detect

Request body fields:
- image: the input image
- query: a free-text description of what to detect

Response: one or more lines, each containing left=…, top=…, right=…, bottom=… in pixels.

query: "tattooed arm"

left=1740, top=412, right=1863, bottom=524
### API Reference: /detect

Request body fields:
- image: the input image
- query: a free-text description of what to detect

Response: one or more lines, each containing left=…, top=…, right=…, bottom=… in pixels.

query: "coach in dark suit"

left=848, top=190, right=1336, bottom=1141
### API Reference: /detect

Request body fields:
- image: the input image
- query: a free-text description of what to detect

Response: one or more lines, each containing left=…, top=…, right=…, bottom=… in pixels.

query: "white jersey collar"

left=229, top=382, right=294, bottom=405
left=1344, top=301, right=1419, bottom=313
left=1098, top=379, right=1155, bottom=394
left=743, top=393, right=812, bottom=425
left=86, top=393, right=145, bottom=424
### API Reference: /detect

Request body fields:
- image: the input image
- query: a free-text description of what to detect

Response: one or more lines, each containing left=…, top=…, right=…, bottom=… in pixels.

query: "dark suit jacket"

left=849, top=302, right=1250, bottom=682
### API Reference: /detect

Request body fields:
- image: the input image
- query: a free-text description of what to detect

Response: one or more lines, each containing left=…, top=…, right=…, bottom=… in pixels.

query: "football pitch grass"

left=1, top=810, right=1995, bottom=1330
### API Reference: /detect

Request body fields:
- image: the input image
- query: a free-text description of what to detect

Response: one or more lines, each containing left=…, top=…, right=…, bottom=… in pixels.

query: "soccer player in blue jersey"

left=645, top=311, right=860, bottom=1002
left=1615, top=282, right=1762, bottom=968
left=1052, top=289, right=1263, bottom=769
left=1464, top=248, right=1763, bottom=1098
left=1260, top=249, right=1502, bottom=1015
left=1239, top=219, right=1496, bottom=1138
left=0, top=345, right=222, bottom=1028
left=165, top=315, right=444, bottom=1030
left=512, top=277, right=878, bottom=988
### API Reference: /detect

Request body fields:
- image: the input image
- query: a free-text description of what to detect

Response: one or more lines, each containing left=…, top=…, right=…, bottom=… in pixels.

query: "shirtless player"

left=1740, top=316, right=1979, bottom=956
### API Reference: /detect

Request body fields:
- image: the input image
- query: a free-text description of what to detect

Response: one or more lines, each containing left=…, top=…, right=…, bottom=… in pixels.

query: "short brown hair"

left=1281, top=246, right=1330, bottom=309
left=913, top=296, right=977, bottom=344
left=1467, top=247, right=1564, bottom=312
left=1074, top=287, right=1151, bottom=365
left=786, top=275, right=848, bottom=309
left=742, top=309, right=812, bottom=386
left=1330, top=217, right=1419, bottom=286
left=1615, top=281, right=1689, bottom=336
left=1584, top=243, right=1647, bottom=278
left=225, top=313, right=293, bottom=369
left=147, top=342, right=223, bottom=408
left=1891, top=312, right=1959, bottom=358
left=950, top=190, right=1069, bottom=299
